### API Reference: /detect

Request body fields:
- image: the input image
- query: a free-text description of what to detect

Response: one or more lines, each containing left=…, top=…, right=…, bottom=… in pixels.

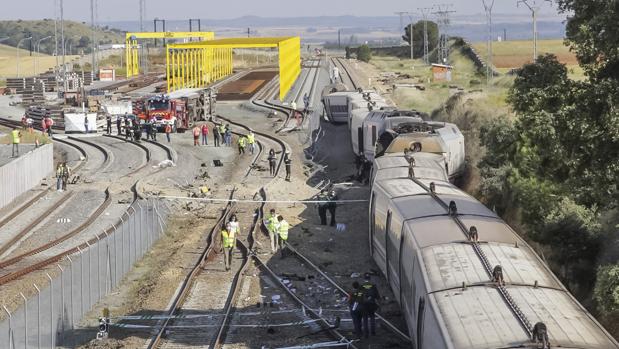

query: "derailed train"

left=369, top=144, right=619, bottom=348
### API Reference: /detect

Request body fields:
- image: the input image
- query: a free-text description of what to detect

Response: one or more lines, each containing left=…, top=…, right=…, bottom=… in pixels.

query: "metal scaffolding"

left=166, top=37, right=301, bottom=101
left=125, top=31, right=215, bottom=77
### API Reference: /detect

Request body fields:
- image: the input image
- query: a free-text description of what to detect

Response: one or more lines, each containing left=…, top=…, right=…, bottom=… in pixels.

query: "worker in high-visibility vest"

left=265, top=208, right=279, bottom=253
left=247, top=131, right=256, bottom=154
left=276, top=215, right=290, bottom=258
left=220, top=222, right=236, bottom=271
left=237, top=136, right=247, bottom=155
left=10, top=128, right=21, bottom=158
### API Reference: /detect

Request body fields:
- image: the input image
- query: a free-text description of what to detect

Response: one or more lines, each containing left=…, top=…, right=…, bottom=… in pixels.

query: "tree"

left=357, top=44, right=372, bottom=63
left=594, top=264, right=619, bottom=314
left=402, top=20, right=439, bottom=58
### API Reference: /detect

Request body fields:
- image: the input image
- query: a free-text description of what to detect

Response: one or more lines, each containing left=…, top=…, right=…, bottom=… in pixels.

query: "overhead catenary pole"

left=433, top=4, right=455, bottom=64
left=60, top=0, right=66, bottom=91
left=482, top=0, right=495, bottom=84
left=35, top=36, right=52, bottom=75
left=517, top=0, right=540, bottom=62
left=16, top=36, right=32, bottom=78
left=53, top=0, right=60, bottom=94
left=417, top=7, right=432, bottom=65
left=395, top=12, right=414, bottom=60
left=91, top=0, right=96, bottom=76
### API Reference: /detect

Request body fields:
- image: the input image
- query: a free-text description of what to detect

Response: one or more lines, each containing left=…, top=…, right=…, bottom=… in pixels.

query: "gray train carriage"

left=371, top=152, right=449, bottom=185
left=358, top=110, right=425, bottom=162
left=370, top=177, right=619, bottom=349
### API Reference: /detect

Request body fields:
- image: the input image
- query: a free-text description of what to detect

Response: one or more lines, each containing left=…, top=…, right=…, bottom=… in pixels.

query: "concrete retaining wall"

left=0, top=143, right=53, bottom=209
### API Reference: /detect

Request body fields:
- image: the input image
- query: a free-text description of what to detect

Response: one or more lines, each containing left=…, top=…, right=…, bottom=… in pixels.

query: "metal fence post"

left=77, top=247, right=85, bottom=316
left=95, top=235, right=101, bottom=302
left=33, top=284, right=40, bottom=349
left=86, top=242, right=92, bottom=309
left=19, top=293, right=26, bottom=349
left=46, top=273, right=54, bottom=349
left=112, top=225, right=118, bottom=285
left=152, top=200, right=157, bottom=240
left=120, top=216, right=126, bottom=274
left=67, top=256, right=74, bottom=331
left=2, top=305, right=12, bottom=349
left=128, top=209, right=134, bottom=266
left=103, top=230, right=111, bottom=292
left=56, top=265, right=64, bottom=346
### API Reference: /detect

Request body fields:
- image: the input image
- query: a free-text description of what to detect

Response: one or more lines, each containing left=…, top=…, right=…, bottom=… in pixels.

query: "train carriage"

left=370, top=173, right=619, bottom=349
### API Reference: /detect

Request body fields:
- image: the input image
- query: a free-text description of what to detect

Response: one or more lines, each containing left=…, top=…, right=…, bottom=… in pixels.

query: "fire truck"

left=135, top=89, right=216, bottom=132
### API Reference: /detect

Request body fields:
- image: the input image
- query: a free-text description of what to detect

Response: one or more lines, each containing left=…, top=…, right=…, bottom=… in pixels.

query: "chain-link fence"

left=0, top=198, right=169, bottom=348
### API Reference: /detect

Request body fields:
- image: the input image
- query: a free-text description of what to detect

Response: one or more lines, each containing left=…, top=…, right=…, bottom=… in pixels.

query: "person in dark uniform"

left=348, top=281, right=365, bottom=339
left=106, top=115, right=112, bottom=134
left=117, top=114, right=123, bottom=135
left=361, top=273, right=380, bottom=337
left=213, top=124, right=221, bottom=147
left=284, top=150, right=292, bottom=181
left=317, top=189, right=329, bottom=225
left=327, top=190, right=338, bottom=227
left=268, top=149, right=277, bottom=177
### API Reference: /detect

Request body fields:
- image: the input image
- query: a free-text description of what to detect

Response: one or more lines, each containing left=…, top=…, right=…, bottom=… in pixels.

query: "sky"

left=1, top=0, right=562, bottom=22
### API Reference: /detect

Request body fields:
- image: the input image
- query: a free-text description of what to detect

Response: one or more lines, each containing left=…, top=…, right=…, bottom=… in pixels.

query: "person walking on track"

left=106, top=115, right=112, bottom=134
left=238, top=136, right=247, bottom=155
left=361, top=273, right=380, bottom=337
left=348, top=281, right=366, bottom=339
left=117, top=114, right=124, bottom=135
left=213, top=124, right=221, bottom=147
left=268, top=149, right=277, bottom=177
left=164, top=124, right=172, bottom=143
left=317, top=189, right=329, bottom=225
left=284, top=150, right=292, bottom=181
left=247, top=130, right=256, bottom=154
left=10, top=127, right=21, bottom=158
left=276, top=215, right=290, bottom=258
left=56, top=162, right=65, bottom=191
left=201, top=124, right=209, bottom=145
left=220, top=222, right=236, bottom=271
left=265, top=208, right=279, bottom=253
left=327, top=189, right=338, bottom=227
left=192, top=125, right=200, bottom=146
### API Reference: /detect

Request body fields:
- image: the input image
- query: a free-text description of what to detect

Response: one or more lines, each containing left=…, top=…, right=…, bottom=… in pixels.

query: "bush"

left=357, top=44, right=372, bottom=63
left=469, top=79, right=481, bottom=85
left=594, top=264, right=619, bottom=314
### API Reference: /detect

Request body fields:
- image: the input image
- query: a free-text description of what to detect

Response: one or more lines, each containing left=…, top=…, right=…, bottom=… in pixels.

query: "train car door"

left=416, top=297, right=426, bottom=349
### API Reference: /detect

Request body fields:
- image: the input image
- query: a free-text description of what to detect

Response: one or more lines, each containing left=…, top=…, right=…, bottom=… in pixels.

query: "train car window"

left=371, top=125, right=377, bottom=147
left=416, top=297, right=425, bottom=349
left=357, top=128, right=364, bottom=155
left=385, top=210, right=392, bottom=283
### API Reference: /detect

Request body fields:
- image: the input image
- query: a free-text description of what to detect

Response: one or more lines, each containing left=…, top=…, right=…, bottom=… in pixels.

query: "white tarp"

left=65, top=113, right=98, bottom=133
left=102, top=101, right=132, bottom=116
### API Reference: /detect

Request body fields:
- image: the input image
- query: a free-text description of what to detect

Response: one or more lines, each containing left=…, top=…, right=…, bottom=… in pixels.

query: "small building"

left=431, top=64, right=453, bottom=82
left=99, top=68, right=116, bottom=82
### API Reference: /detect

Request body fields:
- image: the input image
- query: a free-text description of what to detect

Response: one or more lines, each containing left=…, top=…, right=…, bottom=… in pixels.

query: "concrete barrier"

left=0, top=143, right=53, bottom=209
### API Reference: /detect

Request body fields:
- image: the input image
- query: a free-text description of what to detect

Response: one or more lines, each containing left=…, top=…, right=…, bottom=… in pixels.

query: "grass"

left=0, top=43, right=80, bottom=78
left=471, top=39, right=585, bottom=79
left=0, top=127, right=51, bottom=145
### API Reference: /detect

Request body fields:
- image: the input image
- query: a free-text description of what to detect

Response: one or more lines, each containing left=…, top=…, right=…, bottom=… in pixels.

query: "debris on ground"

left=156, top=160, right=176, bottom=168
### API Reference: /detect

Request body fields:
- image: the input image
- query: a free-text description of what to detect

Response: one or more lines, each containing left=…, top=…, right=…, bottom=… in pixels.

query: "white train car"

left=370, top=170, right=619, bottom=349
left=371, top=152, right=448, bottom=185
left=377, top=121, right=465, bottom=179
left=321, top=90, right=388, bottom=126
left=354, top=110, right=424, bottom=161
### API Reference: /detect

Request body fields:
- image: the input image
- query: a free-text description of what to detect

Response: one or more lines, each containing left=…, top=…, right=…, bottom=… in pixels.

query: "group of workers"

left=55, top=162, right=71, bottom=191
left=220, top=210, right=291, bottom=270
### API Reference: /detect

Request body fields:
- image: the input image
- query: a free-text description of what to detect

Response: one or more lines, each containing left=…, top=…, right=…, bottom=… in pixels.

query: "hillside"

left=0, top=19, right=124, bottom=56
left=0, top=43, right=79, bottom=78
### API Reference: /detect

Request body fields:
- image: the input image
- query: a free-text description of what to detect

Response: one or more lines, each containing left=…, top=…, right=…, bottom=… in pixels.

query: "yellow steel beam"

left=126, top=32, right=214, bottom=40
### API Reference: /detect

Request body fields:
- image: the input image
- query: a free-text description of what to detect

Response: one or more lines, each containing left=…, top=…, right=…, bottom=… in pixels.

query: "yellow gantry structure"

left=125, top=31, right=215, bottom=77
left=166, top=37, right=301, bottom=101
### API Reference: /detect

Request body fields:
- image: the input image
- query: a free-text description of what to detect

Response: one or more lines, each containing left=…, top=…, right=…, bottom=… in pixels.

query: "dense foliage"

left=479, top=1, right=619, bottom=318
left=356, top=44, right=372, bottom=63
left=402, top=20, right=439, bottom=58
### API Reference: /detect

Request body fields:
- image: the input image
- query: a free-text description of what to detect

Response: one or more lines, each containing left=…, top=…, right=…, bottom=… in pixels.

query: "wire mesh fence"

left=0, top=198, right=170, bottom=348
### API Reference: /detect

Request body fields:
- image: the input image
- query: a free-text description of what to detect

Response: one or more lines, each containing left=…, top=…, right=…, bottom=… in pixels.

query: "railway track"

left=331, top=57, right=359, bottom=90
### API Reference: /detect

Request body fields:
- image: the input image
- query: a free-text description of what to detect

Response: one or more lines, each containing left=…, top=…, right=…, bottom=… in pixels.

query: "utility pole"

left=139, top=0, right=146, bottom=31
left=482, top=0, right=495, bottom=84
left=395, top=12, right=414, bottom=60
left=433, top=4, right=455, bottom=64
left=247, top=28, right=250, bottom=38
left=338, top=29, right=341, bottom=49
left=517, top=0, right=540, bottom=62
left=154, top=18, right=165, bottom=46
left=417, top=7, right=432, bottom=65
left=189, top=19, right=201, bottom=33
left=60, top=0, right=66, bottom=90
left=91, top=0, right=97, bottom=77
left=53, top=0, right=59, bottom=94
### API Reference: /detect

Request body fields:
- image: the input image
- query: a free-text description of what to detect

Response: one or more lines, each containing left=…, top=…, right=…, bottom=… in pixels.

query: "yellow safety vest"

left=247, top=134, right=255, bottom=144
left=238, top=137, right=246, bottom=147
left=222, top=230, right=235, bottom=248
left=11, top=130, right=20, bottom=144
left=278, top=220, right=289, bottom=240
left=267, top=214, right=278, bottom=231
